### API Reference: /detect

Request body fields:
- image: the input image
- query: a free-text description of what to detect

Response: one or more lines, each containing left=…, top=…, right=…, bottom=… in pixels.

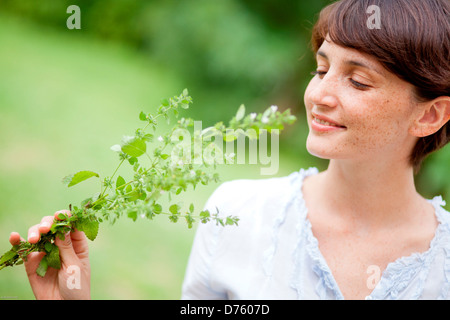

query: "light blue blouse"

left=181, top=168, right=450, bottom=300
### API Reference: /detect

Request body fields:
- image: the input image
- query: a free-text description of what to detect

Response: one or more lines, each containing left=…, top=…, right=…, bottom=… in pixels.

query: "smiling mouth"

left=312, top=116, right=346, bottom=128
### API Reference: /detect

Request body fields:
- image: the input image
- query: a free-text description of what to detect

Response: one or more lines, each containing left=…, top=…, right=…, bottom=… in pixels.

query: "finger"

left=38, top=216, right=55, bottom=234
left=69, top=229, right=89, bottom=260
left=9, top=232, right=43, bottom=274
left=54, top=232, right=79, bottom=266
left=24, top=251, right=47, bottom=279
left=9, top=232, right=24, bottom=246
left=53, top=210, right=85, bottom=265
left=27, top=224, right=41, bottom=244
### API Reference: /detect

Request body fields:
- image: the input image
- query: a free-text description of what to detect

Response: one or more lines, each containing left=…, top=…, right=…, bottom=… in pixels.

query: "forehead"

left=316, top=39, right=387, bottom=77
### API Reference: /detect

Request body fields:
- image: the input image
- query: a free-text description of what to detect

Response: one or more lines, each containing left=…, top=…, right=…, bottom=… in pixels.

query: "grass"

left=0, top=14, right=304, bottom=299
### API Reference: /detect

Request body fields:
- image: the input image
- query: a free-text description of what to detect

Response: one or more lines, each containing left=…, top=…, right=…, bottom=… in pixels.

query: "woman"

left=9, top=0, right=450, bottom=299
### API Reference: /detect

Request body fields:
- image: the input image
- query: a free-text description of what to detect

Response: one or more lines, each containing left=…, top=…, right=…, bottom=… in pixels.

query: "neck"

left=316, top=158, right=423, bottom=226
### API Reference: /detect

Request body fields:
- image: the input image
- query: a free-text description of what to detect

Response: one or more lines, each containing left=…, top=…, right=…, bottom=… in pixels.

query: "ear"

left=409, top=96, right=450, bottom=138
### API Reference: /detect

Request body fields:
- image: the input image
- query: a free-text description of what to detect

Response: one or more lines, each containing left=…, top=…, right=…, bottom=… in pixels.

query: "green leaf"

left=51, top=220, right=70, bottom=235
left=57, top=213, right=67, bottom=220
left=47, top=245, right=61, bottom=270
left=36, top=256, right=48, bottom=278
left=120, top=136, right=147, bottom=158
left=226, top=216, right=238, bottom=226
left=128, top=157, right=138, bottom=165
left=63, top=171, right=100, bottom=188
left=127, top=211, right=137, bottom=222
left=169, top=204, right=180, bottom=215
left=57, top=232, right=66, bottom=241
left=44, top=242, right=53, bottom=253
left=185, top=214, right=195, bottom=229
left=76, top=218, right=99, bottom=241
left=126, top=184, right=132, bottom=194
left=152, top=203, right=162, bottom=214
left=161, top=98, right=169, bottom=106
left=235, top=104, right=245, bottom=121
left=0, top=249, right=17, bottom=265
left=81, top=197, right=93, bottom=208
left=200, top=210, right=210, bottom=218
left=138, top=190, right=147, bottom=200
left=116, top=176, right=126, bottom=190
left=125, top=189, right=141, bottom=201
left=139, top=111, right=147, bottom=121
left=143, top=133, right=154, bottom=142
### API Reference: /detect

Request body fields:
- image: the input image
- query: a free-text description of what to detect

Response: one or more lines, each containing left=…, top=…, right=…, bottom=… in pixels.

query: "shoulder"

left=198, top=168, right=319, bottom=241
left=428, top=196, right=450, bottom=256
left=431, top=196, right=450, bottom=226
left=203, top=167, right=318, bottom=219
left=208, top=174, right=292, bottom=205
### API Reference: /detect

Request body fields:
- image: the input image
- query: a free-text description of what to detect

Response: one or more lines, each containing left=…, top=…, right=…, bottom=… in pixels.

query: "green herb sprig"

left=0, top=89, right=296, bottom=277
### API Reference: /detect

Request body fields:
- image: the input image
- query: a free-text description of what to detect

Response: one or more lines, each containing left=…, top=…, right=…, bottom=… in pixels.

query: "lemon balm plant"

left=0, top=89, right=296, bottom=277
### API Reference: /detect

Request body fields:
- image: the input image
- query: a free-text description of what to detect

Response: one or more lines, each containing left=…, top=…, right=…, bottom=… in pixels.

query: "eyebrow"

left=316, top=50, right=384, bottom=76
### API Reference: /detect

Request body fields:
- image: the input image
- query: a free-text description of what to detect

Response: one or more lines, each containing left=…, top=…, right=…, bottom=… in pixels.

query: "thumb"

left=54, top=232, right=79, bottom=267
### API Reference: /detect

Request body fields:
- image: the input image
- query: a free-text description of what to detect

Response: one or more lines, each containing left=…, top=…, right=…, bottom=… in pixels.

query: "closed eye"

left=311, top=70, right=326, bottom=77
left=311, top=70, right=371, bottom=90
left=349, top=78, right=370, bottom=89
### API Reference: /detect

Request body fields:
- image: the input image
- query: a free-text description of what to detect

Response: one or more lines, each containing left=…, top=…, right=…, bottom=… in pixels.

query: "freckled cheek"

left=345, top=103, right=402, bottom=147
left=346, top=104, right=392, bottom=137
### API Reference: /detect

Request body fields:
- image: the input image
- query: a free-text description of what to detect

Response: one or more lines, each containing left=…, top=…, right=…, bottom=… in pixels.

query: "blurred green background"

left=0, top=0, right=448, bottom=300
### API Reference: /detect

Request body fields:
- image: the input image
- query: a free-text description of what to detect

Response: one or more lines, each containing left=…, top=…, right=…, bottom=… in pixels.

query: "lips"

left=311, top=112, right=346, bottom=129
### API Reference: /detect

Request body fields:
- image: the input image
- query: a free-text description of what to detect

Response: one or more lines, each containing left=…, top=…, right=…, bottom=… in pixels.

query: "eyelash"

left=310, top=70, right=370, bottom=90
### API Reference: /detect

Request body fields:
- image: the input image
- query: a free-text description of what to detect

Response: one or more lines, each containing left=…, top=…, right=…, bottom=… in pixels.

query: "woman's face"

left=304, top=39, right=420, bottom=165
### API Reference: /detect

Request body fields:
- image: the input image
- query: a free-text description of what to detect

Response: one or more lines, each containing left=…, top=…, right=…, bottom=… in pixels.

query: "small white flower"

left=250, top=113, right=257, bottom=120
left=270, top=105, right=278, bottom=112
left=140, top=213, right=146, bottom=219
left=190, top=170, right=196, bottom=177
left=261, top=116, right=269, bottom=124
left=110, top=144, right=122, bottom=152
left=158, top=136, right=164, bottom=142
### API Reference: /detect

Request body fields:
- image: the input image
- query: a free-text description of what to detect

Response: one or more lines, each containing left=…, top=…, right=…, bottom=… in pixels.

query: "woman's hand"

left=9, top=210, right=91, bottom=300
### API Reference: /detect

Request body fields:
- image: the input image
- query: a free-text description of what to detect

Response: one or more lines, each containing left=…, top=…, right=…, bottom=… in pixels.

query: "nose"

left=306, top=72, right=339, bottom=109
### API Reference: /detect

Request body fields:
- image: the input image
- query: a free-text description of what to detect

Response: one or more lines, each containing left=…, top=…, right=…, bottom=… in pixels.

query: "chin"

left=306, top=142, right=331, bottom=160
left=305, top=133, right=346, bottom=160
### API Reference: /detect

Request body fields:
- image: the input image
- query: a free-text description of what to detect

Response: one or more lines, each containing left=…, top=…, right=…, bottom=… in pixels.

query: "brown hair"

left=311, top=0, right=450, bottom=173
